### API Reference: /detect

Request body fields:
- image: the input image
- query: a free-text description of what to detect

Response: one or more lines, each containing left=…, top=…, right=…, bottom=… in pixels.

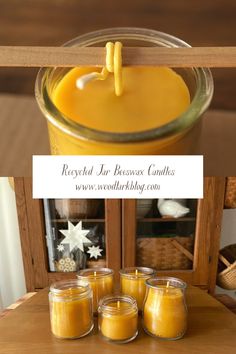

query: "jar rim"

left=119, top=266, right=155, bottom=278
left=146, top=276, right=187, bottom=290
left=98, top=294, right=138, bottom=315
left=49, top=279, right=91, bottom=300
left=35, top=27, right=214, bottom=144
left=77, top=267, right=114, bottom=279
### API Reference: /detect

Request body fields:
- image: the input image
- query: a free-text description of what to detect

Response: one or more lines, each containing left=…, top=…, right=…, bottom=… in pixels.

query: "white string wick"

left=76, top=42, right=123, bottom=96
left=76, top=72, right=100, bottom=90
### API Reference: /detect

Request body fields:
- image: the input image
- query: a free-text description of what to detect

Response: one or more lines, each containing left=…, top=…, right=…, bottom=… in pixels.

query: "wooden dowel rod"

left=0, top=46, right=236, bottom=67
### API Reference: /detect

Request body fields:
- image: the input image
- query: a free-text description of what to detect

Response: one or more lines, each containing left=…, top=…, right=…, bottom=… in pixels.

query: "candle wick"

left=76, top=68, right=108, bottom=90
left=76, top=41, right=123, bottom=96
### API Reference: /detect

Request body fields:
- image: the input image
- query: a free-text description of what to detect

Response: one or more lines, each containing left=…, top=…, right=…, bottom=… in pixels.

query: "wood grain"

left=0, top=292, right=36, bottom=319
left=215, top=294, right=236, bottom=314
left=0, top=286, right=236, bottom=354
left=193, top=178, right=225, bottom=294
left=0, top=0, right=236, bottom=110
left=1, top=46, right=236, bottom=67
left=207, top=178, right=226, bottom=294
left=14, top=178, right=49, bottom=290
left=122, top=199, right=136, bottom=267
left=105, top=199, right=122, bottom=283
left=24, top=180, right=49, bottom=289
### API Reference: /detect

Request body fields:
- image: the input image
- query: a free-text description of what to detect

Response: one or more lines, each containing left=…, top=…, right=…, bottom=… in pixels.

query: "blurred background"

left=0, top=0, right=236, bottom=110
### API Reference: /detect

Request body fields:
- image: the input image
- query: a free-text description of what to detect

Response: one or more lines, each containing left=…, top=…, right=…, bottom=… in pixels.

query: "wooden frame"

left=122, top=177, right=225, bottom=294
left=15, top=177, right=225, bottom=294
left=14, top=178, right=122, bottom=291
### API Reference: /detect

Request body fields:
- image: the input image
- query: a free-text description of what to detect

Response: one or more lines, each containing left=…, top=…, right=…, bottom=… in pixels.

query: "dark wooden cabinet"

left=14, top=178, right=121, bottom=290
left=14, top=177, right=225, bottom=294
left=122, top=178, right=226, bottom=293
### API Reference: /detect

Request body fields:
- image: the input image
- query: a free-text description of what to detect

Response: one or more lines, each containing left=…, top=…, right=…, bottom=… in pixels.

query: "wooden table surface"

left=0, top=93, right=235, bottom=176
left=0, top=286, right=236, bottom=354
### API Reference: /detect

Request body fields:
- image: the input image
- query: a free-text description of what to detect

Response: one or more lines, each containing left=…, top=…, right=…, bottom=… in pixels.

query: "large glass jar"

left=49, top=279, right=93, bottom=339
left=120, top=266, right=155, bottom=311
left=35, top=27, right=213, bottom=155
left=77, top=267, right=114, bottom=313
left=143, top=277, right=187, bottom=340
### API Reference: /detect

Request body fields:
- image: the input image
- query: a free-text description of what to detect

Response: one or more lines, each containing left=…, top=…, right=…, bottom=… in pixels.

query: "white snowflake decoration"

left=57, top=244, right=65, bottom=252
left=87, top=245, right=103, bottom=259
left=59, top=221, right=92, bottom=252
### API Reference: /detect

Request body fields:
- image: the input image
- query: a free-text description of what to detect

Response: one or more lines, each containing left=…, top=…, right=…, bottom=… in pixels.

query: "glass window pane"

left=43, top=199, right=105, bottom=272
left=136, top=199, right=197, bottom=270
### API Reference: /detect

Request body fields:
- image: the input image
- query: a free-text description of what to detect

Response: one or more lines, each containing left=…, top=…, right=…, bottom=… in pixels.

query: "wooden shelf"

left=51, top=218, right=105, bottom=223
left=137, top=217, right=196, bottom=222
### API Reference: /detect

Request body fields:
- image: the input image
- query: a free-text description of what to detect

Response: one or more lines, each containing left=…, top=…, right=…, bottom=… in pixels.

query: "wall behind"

left=0, top=178, right=26, bottom=309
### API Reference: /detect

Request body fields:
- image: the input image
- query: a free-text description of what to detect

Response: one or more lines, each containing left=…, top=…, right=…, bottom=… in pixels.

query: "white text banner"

left=33, top=155, right=203, bottom=199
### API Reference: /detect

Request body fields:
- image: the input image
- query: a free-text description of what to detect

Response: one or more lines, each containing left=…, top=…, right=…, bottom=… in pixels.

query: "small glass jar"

left=120, top=267, right=155, bottom=311
left=35, top=27, right=213, bottom=155
left=49, top=279, right=93, bottom=339
left=143, top=277, right=187, bottom=340
left=98, top=294, right=138, bottom=343
left=77, top=268, right=114, bottom=313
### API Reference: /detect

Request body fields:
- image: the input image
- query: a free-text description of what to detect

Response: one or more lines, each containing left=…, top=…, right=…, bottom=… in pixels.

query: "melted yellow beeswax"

left=52, top=66, right=190, bottom=134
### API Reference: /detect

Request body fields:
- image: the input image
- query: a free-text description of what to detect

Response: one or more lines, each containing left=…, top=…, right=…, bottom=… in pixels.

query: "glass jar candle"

left=35, top=27, right=213, bottom=155
left=77, top=268, right=114, bottom=313
left=120, top=267, right=155, bottom=311
left=143, top=277, right=187, bottom=340
left=98, top=295, right=138, bottom=343
left=49, top=279, right=93, bottom=339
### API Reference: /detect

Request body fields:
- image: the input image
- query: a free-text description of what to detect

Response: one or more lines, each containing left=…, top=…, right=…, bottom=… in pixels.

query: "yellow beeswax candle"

left=143, top=277, right=187, bottom=340
left=120, top=267, right=155, bottom=311
left=49, top=280, right=93, bottom=339
left=52, top=66, right=190, bottom=134
left=77, top=268, right=114, bottom=313
left=35, top=28, right=213, bottom=155
left=98, top=295, right=138, bottom=343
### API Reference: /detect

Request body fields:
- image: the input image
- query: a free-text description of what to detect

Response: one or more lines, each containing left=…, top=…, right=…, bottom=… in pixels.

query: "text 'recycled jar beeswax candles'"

left=98, top=295, right=138, bottom=343
left=143, top=277, right=187, bottom=340
left=49, top=279, right=93, bottom=339
left=77, top=268, right=114, bottom=313
left=120, top=267, right=155, bottom=311
left=35, top=27, right=213, bottom=155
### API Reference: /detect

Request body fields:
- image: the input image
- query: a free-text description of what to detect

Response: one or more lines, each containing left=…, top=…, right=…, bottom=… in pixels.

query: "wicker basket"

left=217, top=244, right=236, bottom=290
left=136, top=236, right=194, bottom=270
left=225, top=177, right=236, bottom=208
left=55, top=199, right=101, bottom=219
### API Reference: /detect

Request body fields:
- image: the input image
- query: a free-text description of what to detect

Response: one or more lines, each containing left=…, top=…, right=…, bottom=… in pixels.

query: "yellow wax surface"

left=143, top=286, right=187, bottom=339
left=52, top=66, right=190, bottom=133
left=99, top=301, right=138, bottom=341
left=81, top=274, right=114, bottom=312
left=50, top=288, right=92, bottom=339
left=120, top=272, right=149, bottom=310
